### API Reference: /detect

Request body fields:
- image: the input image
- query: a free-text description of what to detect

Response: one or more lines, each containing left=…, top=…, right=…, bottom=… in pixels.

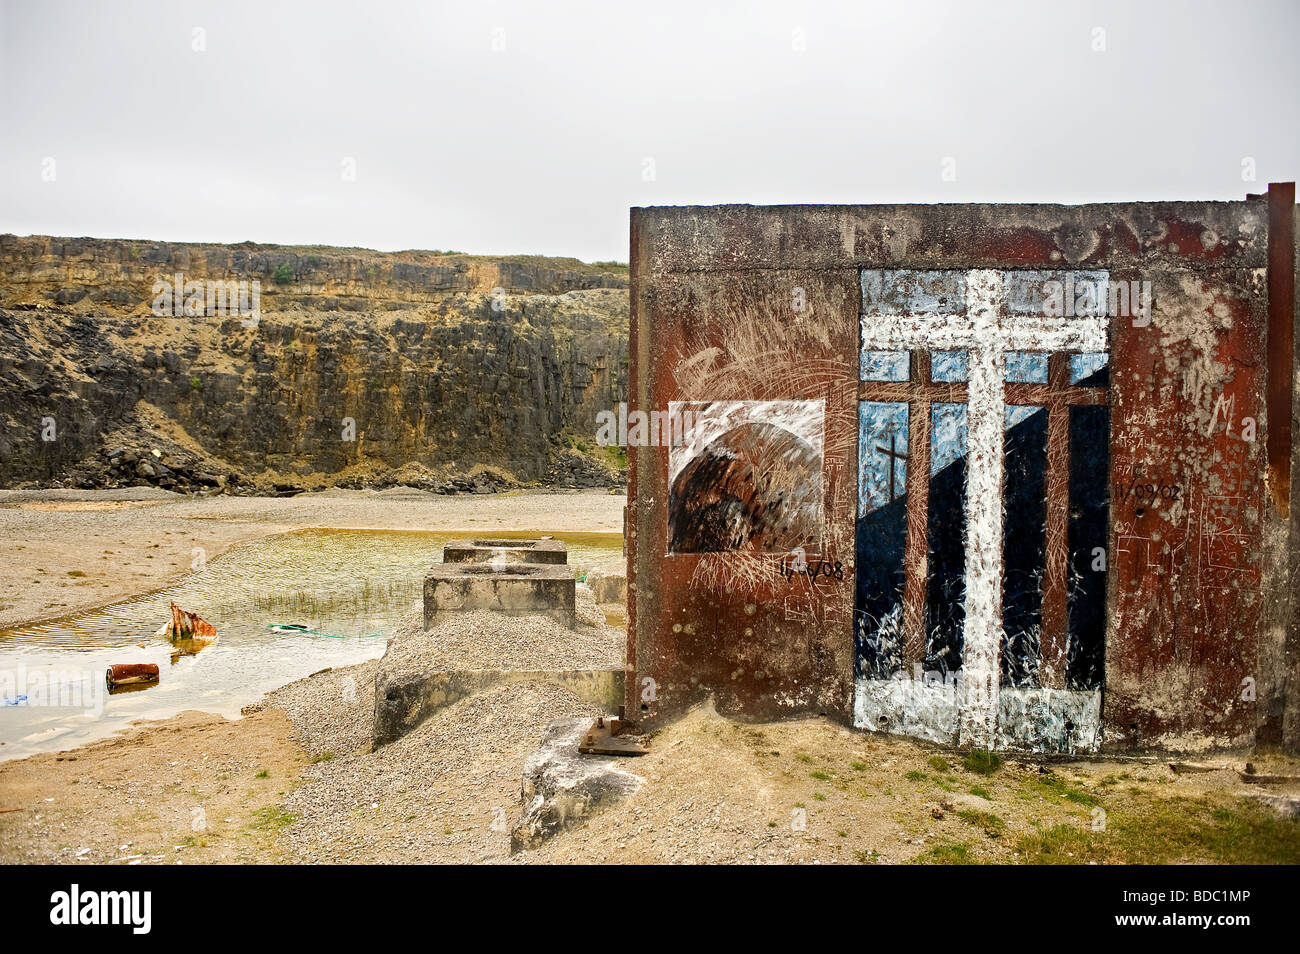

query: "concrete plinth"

left=442, top=538, right=568, bottom=565
left=424, top=562, right=575, bottom=627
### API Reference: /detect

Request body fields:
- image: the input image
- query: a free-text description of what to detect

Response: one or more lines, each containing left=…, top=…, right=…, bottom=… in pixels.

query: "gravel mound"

left=383, top=600, right=623, bottom=676
left=281, top=680, right=599, bottom=863
left=255, top=659, right=381, bottom=758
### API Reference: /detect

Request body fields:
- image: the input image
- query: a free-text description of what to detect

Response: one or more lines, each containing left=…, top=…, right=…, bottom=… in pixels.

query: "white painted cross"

left=860, top=269, right=1108, bottom=748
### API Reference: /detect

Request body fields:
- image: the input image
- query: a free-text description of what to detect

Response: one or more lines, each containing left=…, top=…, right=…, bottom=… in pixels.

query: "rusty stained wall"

left=626, top=265, right=860, bottom=723
left=629, top=200, right=1292, bottom=754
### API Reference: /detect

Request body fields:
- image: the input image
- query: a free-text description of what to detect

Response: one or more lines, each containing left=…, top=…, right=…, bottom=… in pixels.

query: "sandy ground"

left=0, top=487, right=624, bottom=631
left=1, top=487, right=1298, bottom=865
left=0, top=708, right=303, bottom=864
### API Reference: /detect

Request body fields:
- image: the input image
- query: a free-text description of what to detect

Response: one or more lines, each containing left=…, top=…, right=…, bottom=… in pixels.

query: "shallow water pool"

left=0, top=528, right=622, bottom=760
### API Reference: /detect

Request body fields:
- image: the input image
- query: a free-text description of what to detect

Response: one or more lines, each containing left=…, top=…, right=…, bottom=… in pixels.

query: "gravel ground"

left=280, top=681, right=599, bottom=863
left=380, top=587, right=622, bottom=678
left=0, top=708, right=304, bottom=865
left=253, top=659, right=383, bottom=759
left=249, top=587, right=626, bottom=863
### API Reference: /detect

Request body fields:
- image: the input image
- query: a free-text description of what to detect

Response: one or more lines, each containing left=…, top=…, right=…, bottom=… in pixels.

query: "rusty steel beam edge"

left=858, top=382, right=969, bottom=403
left=1039, top=353, right=1071, bottom=689
left=1267, top=182, right=1296, bottom=519
left=901, top=350, right=932, bottom=670
left=626, top=209, right=645, bottom=722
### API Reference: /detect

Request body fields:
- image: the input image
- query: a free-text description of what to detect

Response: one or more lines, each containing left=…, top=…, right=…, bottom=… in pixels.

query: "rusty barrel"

left=105, top=663, right=159, bottom=688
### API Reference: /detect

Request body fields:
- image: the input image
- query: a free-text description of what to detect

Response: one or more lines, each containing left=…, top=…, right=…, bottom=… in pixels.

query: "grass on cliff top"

left=239, top=243, right=630, bottom=275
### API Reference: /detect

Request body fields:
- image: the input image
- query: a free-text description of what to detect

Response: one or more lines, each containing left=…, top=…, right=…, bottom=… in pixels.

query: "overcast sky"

left=2, top=0, right=1297, bottom=262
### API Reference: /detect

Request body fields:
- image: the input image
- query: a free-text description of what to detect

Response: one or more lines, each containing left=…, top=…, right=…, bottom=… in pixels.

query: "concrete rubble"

left=510, top=717, right=643, bottom=852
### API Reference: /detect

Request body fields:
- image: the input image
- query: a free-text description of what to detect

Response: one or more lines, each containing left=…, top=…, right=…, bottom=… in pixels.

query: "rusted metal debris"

left=154, top=601, right=217, bottom=643
left=578, top=716, right=649, bottom=756
left=155, top=601, right=218, bottom=661
left=1168, top=761, right=1225, bottom=775
left=1239, top=763, right=1300, bottom=785
left=105, top=663, right=159, bottom=689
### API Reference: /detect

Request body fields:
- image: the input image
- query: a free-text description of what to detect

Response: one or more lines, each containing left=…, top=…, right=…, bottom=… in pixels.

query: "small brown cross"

left=875, top=431, right=908, bottom=502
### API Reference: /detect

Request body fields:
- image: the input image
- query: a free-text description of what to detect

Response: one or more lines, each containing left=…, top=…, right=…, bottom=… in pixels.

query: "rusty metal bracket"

left=578, top=716, right=648, bottom=756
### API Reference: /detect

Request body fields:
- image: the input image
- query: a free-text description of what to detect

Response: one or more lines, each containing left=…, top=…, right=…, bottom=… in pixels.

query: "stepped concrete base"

left=424, top=562, right=575, bottom=628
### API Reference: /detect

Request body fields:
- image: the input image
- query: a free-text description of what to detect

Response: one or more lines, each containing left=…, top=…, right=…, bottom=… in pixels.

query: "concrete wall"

left=628, top=198, right=1296, bottom=755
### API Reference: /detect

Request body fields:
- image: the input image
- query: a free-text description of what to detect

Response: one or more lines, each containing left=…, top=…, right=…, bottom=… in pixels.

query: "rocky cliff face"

left=0, top=235, right=629, bottom=492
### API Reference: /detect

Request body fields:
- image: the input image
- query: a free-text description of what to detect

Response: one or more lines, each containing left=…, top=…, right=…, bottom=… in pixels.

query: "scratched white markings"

left=856, top=269, right=1109, bottom=751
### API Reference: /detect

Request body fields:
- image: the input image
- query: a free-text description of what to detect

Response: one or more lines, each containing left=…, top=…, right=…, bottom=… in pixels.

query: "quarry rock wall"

left=0, top=235, right=629, bottom=490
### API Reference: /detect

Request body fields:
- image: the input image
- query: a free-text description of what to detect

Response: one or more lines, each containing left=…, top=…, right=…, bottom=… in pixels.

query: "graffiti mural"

left=668, top=400, right=824, bottom=554
left=854, top=269, right=1110, bottom=752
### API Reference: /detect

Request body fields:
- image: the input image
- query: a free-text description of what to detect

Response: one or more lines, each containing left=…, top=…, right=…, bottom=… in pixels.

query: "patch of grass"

left=1015, top=796, right=1300, bottom=865
left=912, top=842, right=976, bottom=865
left=254, top=769, right=269, bottom=779
left=849, top=760, right=867, bottom=771
left=812, top=793, right=827, bottom=802
left=853, top=849, right=881, bottom=864
left=248, top=806, right=296, bottom=831
left=904, top=770, right=927, bottom=782
left=969, top=785, right=991, bottom=800
left=928, top=755, right=951, bottom=773
left=961, top=750, right=1002, bottom=775
left=1015, top=823, right=1100, bottom=864
left=1022, top=771, right=1098, bottom=807
left=957, top=809, right=1006, bottom=838
left=272, top=262, right=294, bottom=285
left=796, top=753, right=812, bottom=763
left=810, top=770, right=831, bottom=781
left=767, top=821, right=777, bottom=828
left=309, top=752, right=335, bottom=763
left=189, top=375, right=203, bottom=391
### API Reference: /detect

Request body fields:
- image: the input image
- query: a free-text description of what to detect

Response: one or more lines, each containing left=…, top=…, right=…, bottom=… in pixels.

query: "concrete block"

left=373, top=667, right=624, bottom=746
left=424, top=562, right=575, bottom=628
left=441, top=537, right=568, bottom=565
left=584, top=564, right=626, bottom=604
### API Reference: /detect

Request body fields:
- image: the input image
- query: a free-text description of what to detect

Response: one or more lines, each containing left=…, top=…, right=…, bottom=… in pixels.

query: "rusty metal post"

left=1267, top=182, right=1296, bottom=518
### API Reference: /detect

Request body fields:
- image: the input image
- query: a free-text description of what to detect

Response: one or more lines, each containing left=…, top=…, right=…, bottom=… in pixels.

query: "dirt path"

left=0, top=487, right=625, bottom=630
